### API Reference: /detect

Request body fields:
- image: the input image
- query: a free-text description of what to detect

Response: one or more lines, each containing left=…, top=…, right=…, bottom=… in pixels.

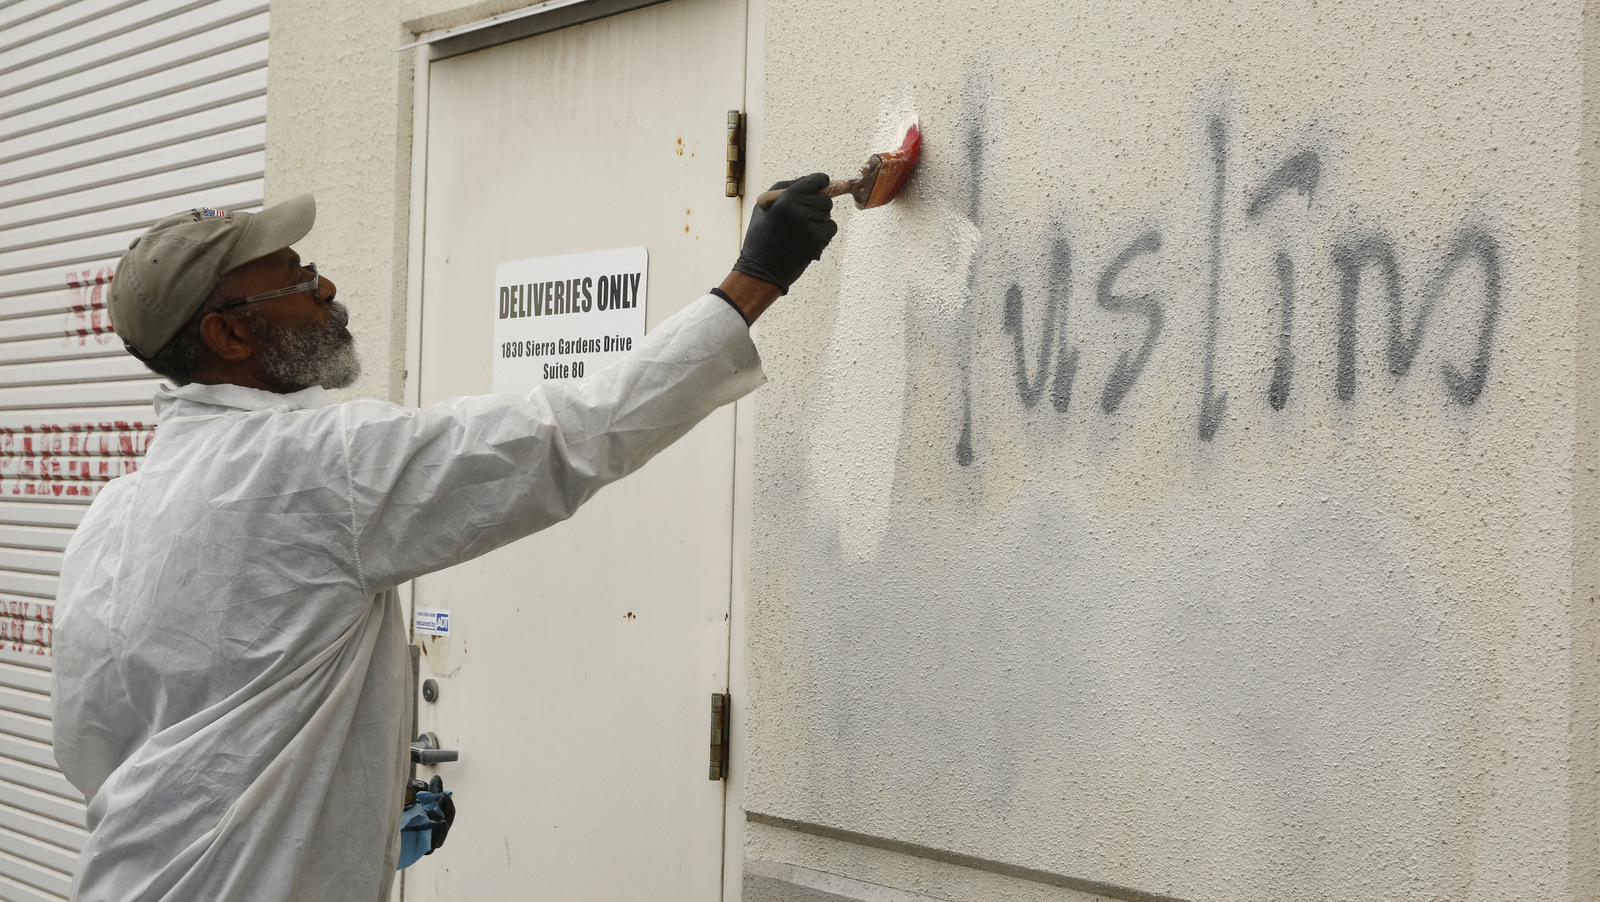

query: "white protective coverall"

left=51, top=295, right=763, bottom=902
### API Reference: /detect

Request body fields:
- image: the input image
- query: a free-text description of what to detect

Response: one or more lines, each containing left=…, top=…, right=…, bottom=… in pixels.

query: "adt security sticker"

left=493, top=247, right=648, bottom=393
left=414, top=608, right=451, bottom=636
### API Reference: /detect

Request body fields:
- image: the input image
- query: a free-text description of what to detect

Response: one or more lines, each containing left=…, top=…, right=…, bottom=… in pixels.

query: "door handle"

left=411, top=731, right=459, bottom=765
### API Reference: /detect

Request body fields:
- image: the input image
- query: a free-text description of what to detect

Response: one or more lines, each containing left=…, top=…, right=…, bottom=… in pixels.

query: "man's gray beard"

left=245, top=302, right=361, bottom=391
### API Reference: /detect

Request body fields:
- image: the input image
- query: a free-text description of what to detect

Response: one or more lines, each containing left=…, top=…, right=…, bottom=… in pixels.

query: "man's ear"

left=198, top=311, right=257, bottom=363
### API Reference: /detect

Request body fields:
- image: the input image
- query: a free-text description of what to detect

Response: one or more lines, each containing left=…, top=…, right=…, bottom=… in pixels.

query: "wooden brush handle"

left=754, top=179, right=851, bottom=210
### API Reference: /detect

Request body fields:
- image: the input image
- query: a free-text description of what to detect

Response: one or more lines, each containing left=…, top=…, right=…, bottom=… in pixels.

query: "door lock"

left=411, top=732, right=459, bottom=765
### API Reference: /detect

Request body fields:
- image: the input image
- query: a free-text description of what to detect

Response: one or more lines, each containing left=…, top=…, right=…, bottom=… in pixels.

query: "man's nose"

left=316, top=274, right=337, bottom=305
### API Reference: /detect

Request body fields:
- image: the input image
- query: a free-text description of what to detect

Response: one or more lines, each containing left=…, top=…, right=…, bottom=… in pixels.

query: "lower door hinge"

left=725, top=111, right=745, bottom=198
left=709, top=692, right=730, bottom=780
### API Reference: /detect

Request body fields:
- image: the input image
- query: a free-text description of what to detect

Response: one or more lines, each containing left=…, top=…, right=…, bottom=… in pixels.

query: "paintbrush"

left=754, top=118, right=922, bottom=211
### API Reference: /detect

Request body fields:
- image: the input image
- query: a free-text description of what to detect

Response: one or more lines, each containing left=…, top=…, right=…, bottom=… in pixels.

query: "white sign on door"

left=492, top=246, right=648, bottom=393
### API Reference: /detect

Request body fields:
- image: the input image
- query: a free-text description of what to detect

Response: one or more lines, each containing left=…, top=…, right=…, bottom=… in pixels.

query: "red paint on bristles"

left=863, top=118, right=921, bottom=208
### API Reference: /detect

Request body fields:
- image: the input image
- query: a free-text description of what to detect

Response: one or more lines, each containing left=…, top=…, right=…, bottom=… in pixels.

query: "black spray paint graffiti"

left=963, top=113, right=1504, bottom=464
left=1002, top=233, right=1076, bottom=412
left=954, top=96, right=986, bottom=467
left=1198, top=117, right=1229, bottom=440
left=1096, top=232, right=1164, bottom=414
left=1246, top=149, right=1320, bottom=411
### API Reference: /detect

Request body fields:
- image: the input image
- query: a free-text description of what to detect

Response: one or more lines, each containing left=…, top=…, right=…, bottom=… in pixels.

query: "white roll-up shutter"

left=0, top=0, right=268, bottom=897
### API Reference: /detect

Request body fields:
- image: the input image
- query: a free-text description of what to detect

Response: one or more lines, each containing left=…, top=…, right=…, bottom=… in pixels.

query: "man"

left=50, top=175, right=837, bottom=902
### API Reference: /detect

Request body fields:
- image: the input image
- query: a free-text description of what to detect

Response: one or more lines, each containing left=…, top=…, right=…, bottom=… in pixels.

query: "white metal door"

left=409, top=1, right=746, bottom=899
left=0, top=1, right=270, bottom=899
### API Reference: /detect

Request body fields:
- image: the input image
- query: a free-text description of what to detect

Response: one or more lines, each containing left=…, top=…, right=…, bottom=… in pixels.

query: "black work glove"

left=409, top=776, right=456, bottom=853
left=733, top=173, right=838, bottom=294
left=429, top=775, right=454, bottom=852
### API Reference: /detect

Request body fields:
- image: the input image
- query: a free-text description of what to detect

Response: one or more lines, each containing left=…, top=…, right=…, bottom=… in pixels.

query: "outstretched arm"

left=348, top=173, right=839, bottom=590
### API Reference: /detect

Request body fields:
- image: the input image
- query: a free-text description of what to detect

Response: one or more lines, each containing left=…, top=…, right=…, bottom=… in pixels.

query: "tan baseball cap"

left=108, top=194, right=317, bottom=357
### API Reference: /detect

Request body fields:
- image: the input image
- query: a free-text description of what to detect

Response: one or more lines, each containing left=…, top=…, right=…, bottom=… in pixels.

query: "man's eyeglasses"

left=216, top=263, right=320, bottom=311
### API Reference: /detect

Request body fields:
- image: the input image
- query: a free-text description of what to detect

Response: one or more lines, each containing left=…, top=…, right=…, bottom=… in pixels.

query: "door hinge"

left=709, top=692, right=730, bottom=780
left=725, top=111, right=745, bottom=198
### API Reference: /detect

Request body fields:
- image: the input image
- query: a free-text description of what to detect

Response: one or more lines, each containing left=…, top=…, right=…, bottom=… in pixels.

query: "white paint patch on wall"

left=807, top=97, right=978, bottom=562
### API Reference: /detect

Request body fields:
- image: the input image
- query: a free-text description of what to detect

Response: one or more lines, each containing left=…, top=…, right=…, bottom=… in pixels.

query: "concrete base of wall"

left=745, top=816, right=1164, bottom=902
left=745, top=860, right=952, bottom=902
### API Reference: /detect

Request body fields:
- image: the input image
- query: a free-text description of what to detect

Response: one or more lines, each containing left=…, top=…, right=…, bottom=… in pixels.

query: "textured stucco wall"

left=1576, top=0, right=1600, bottom=890
left=748, top=1, right=1593, bottom=900
left=265, top=0, right=412, bottom=403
